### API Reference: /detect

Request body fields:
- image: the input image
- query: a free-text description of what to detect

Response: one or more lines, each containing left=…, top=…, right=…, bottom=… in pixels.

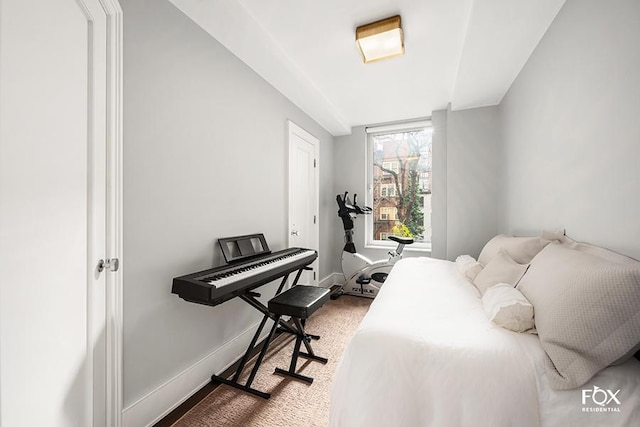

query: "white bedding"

left=330, top=257, right=640, bottom=426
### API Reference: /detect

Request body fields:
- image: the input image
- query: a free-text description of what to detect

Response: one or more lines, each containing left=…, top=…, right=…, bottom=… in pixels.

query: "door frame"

left=287, top=121, right=320, bottom=284
left=100, top=1, right=124, bottom=426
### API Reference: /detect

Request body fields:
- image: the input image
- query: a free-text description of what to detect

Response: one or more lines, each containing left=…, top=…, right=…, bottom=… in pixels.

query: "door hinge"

left=313, top=215, right=316, bottom=224
left=98, top=258, right=120, bottom=273
left=313, top=158, right=317, bottom=168
left=313, top=271, right=316, bottom=281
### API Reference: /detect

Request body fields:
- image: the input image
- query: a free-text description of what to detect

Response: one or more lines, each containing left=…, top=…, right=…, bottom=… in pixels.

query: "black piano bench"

left=267, top=285, right=330, bottom=384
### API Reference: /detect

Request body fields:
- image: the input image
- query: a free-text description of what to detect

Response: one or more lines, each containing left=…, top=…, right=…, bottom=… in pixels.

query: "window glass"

left=368, top=124, right=432, bottom=248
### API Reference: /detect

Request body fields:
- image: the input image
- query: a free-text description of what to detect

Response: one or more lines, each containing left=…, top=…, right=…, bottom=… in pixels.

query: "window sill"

left=364, top=242, right=432, bottom=254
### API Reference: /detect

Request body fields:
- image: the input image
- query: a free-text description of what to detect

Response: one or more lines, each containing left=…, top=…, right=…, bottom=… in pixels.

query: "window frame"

left=365, top=120, right=433, bottom=252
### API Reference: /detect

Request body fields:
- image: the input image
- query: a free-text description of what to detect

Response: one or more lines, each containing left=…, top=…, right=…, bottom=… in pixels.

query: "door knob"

left=97, top=258, right=120, bottom=273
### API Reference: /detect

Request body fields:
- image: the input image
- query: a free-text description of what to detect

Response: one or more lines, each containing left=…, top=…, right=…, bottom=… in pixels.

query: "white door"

left=288, top=121, right=319, bottom=285
left=0, top=1, right=121, bottom=426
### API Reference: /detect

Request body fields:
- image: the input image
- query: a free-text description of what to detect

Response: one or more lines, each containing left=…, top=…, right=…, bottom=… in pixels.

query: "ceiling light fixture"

left=355, top=15, right=404, bottom=64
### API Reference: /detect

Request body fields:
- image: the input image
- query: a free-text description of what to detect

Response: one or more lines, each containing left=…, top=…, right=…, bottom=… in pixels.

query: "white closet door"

left=0, top=0, right=113, bottom=425
left=288, top=121, right=319, bottom=285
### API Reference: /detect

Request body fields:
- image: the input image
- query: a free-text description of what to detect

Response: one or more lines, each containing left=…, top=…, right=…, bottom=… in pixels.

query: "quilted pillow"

left=478, top=234, right=550, bottom=267
left=517, top=243, right=640, bottom=390
left=561, top=236, right=639, bottom=265
left=473, top=249, right=529, bottom=295
left=482, top=284, right=536, bottom=333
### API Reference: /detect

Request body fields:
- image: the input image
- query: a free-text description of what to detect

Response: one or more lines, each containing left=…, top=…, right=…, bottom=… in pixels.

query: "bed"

left=330, top=236, right=640, bottom=426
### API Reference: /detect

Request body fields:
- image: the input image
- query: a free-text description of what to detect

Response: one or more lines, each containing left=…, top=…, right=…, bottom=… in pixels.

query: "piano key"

left=171, top=247, right=317, bottom=307
left=204, top=249, right=315, bottom=288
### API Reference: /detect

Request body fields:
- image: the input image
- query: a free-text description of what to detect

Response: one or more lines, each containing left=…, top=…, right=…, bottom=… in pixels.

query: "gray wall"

left=333, top=125, right=431, bottom=263
left=443, top=105, right=501, bottom=260
left=122, top=0, right=335, bottom=406
left=333, top=126, right=371, bottom=261
left=430, top=110, right=448, bottom=259
left=333, top=109, right=500, bottom=263
left=499, top=0, right=640, bottom=259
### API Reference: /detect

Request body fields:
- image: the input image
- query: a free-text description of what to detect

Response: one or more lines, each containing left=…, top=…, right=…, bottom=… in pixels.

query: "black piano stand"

left=210, top=267, right=310, bottom=399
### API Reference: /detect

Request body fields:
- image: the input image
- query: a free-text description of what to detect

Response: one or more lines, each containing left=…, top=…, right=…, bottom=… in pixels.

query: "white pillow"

left=541, top=229, right=565, bottom=242
left=455, top=255, right=483, bottom=282
left=473, top=249, right=529, bottom=295
left=483, top=284, right=536, bottom=333
left=478, top=234, right=550, bottom=267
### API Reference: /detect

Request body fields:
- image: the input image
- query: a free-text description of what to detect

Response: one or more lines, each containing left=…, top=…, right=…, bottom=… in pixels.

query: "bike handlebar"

left=337, top=192, right=371, bottom=217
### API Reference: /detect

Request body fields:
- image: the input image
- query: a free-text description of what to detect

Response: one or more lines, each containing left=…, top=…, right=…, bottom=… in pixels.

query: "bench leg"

left=295, top=318, right=317, bottom=358
left=274, top=367, right=314, bottom=384
left=288, top=328, right=304, bottom=372
left=273, top=317, right=327, bottom=384
left=299, top=351, right=328, bottom=364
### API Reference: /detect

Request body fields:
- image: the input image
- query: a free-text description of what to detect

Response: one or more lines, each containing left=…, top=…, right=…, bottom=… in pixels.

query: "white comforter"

left=330, top=257, right=640, bottom=427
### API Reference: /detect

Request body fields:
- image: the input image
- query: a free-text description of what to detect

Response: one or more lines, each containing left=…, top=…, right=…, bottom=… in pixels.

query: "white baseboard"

left=319, top=272, right=344, bottom=288
left=122, top=319, right=271, bottom=427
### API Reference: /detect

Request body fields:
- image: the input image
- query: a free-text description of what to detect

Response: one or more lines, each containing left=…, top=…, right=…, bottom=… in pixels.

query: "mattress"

left=329, top=257, right=640, bottom=426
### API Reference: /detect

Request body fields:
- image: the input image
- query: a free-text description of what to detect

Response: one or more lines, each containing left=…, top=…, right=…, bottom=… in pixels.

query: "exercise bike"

left=334, top=192, right=413, bottom=298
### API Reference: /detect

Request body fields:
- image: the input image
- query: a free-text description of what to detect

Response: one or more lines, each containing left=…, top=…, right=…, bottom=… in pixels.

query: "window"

left=366, top=120, right=432, bottom=250
left=380, top=183, right=398, bottom=197
left=379, top=206, right=397, bottom=221
left=381, top=161, right=400, bottom=175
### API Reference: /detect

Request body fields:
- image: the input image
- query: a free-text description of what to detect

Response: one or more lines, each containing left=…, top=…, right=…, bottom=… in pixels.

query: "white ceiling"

left=168, top=0, right=566, bottom=136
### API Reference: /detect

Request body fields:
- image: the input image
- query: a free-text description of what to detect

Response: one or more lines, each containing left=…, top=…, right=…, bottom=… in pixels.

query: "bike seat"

left=388, top=235, right=414, bottom=245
